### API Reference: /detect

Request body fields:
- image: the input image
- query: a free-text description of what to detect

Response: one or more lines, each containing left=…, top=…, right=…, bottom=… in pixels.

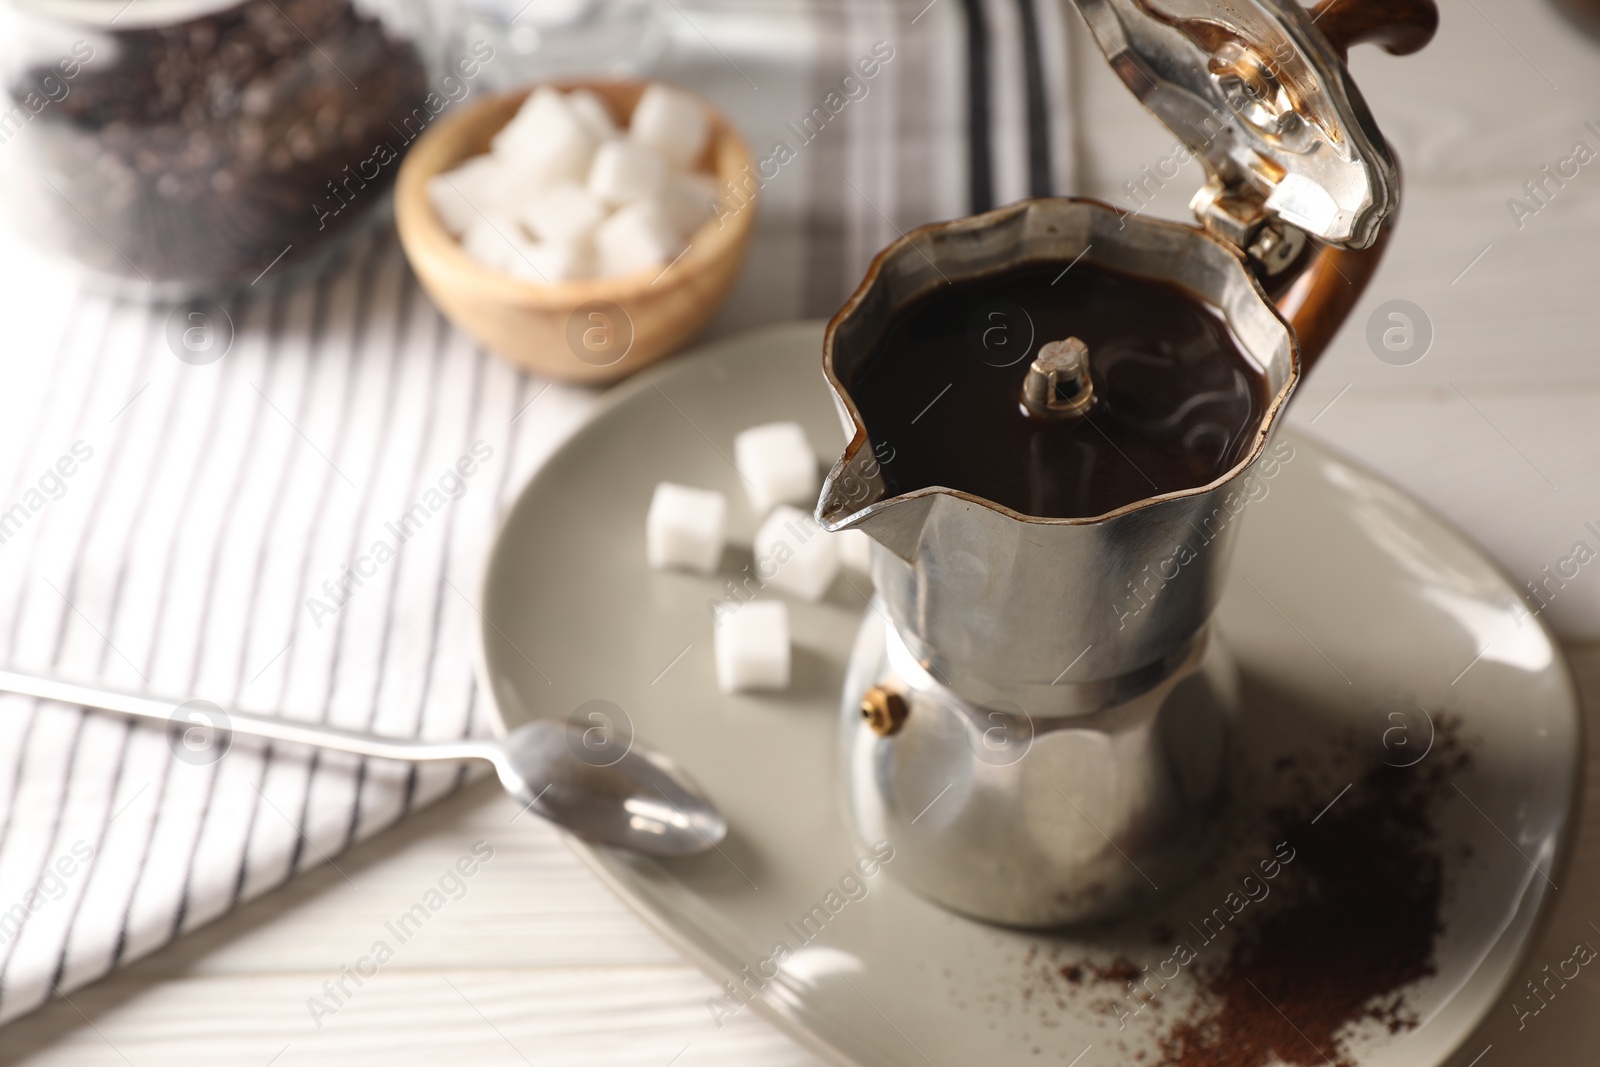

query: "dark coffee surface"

left=847, top=261, right=1271, bottom=519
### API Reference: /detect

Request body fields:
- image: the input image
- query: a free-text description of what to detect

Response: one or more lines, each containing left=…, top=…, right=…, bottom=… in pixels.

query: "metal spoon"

left=0, top=667, right=726, bottom=858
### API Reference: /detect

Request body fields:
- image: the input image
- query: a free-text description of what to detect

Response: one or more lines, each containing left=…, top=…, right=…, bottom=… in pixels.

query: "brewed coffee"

left=847, top=260, right=1271, bottom=519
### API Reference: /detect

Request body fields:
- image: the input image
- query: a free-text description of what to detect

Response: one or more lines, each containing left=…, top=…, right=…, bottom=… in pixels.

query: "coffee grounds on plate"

left=1157, top=732, right=1468, bottom=1067
left=1014, top=719, right=1470, bottom=1067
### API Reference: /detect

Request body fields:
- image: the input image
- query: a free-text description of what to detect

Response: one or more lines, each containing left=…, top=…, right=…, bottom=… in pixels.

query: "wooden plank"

left=1, top=967, right=824, bottom=1066
left=1285, top=388, right=1600, bottom=638
left=1, top=783, right=825, bottom=1065
left=110, top=780, right=685, bottom=977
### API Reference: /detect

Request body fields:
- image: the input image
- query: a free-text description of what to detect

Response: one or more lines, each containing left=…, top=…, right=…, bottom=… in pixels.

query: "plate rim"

left=472, top=320, right=1585, bottom=1067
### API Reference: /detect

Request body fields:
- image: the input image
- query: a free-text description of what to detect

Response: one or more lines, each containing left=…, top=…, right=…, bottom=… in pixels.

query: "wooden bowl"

left=395, top=81, right=757, bottom=384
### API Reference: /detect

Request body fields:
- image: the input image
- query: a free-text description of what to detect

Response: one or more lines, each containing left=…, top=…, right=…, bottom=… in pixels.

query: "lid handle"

left=1308, top=0, right=1439, bottom=59
left=1021, top=339, right=1095, bottom=419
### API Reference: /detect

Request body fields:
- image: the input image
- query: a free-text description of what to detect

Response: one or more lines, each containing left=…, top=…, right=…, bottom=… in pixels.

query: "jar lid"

left=1070, top=0, right=1397, bottom=249
left=11, top=0, right=254, bottom=30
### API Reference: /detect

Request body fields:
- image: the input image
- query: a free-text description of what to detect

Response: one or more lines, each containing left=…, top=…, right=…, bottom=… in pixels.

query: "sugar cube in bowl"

left=395, top=79, right=757, bottom=383
left=588, top=139, right=670, bottom=206
left=566, top=88, right=619, bottom=140
left=491, top=86, right=597, bottom=187
left=596, top=200, right=682, bottom=277
left=629, top=83, right=712, bottom=168
left=519, top=182, right=608, bottom=244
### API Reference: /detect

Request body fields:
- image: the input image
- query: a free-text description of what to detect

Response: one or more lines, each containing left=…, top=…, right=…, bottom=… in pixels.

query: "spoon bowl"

left=496, top=721, right=727, bottom=856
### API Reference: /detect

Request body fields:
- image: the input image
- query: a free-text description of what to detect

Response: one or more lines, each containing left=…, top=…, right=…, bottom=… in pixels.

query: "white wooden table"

left=9, top=0, right=1600, bottom=1063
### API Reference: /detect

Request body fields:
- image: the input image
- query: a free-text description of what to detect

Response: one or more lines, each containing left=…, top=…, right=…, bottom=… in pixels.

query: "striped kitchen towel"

left=0, top=0, right=1075, bottom=1024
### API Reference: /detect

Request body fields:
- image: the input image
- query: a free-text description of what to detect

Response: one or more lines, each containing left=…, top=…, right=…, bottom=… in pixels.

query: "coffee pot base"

left=836, top=607, right=1240, bottom=928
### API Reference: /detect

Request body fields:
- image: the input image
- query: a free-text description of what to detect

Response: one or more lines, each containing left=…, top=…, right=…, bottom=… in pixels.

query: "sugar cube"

left=630, top=83, right=710, bottom=168
left=427, top=155, right=502, bottom=236
left=754, top=505, right=839, bottom=601
left=659, top=169, right=718, bottom=238
left=567, top=88, right=620, bottom=141
left=493, top=88, right=573, bottom=149
left=835, top=529, right=873, bottom=575
left=734, top=422, right=819, bottom=514
left=460, top=214, right=524, bottom=271
left=714, top=600, right=790, bottom=693
left=492, top=87, right=597, bottom=187
left=448, top=82, right=718, bottom=285
left=647, top=482, right=727, bottom=574
left=518, top=182, right=608, bottom=244
left=505, top=237, right=593, bottom=283
left=588, top=139, right=668, bottom=206
left=594, top=199, right=680, bottom=276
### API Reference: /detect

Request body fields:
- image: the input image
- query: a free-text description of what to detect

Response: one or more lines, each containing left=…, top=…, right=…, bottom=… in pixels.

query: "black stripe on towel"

left=1016, top=0, right=1054, bottom=196
left=959, top=0, right=994, bottom=212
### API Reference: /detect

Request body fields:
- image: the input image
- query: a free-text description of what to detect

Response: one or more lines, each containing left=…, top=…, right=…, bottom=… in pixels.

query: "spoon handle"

left=0, top=667, right=499, bottom=766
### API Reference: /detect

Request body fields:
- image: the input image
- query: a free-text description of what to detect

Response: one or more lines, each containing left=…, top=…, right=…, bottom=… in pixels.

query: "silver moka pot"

left=818, top=0, right=1437, bottom=926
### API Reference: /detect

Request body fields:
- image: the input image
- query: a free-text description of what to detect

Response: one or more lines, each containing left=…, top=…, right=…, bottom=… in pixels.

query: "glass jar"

left=0, top=0, right=440, bottom=296
left=1552, top=0, right=1600, bottom=38
left=451, top=0, right=664, bottom=91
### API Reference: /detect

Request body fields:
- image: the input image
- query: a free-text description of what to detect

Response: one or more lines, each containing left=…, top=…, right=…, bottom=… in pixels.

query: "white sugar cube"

left=835, top=529, right=873, bottom=575
left=659, top=169, right=717, bottom=238
left=754, top=505, right=838, bottom=601
left=519, top=182, right=607, bottom=244
left=714, top=601, right=790, bottom=693
left=647, top=482, right=727, bottom=574
left=451, top=84, right=721, bottom=283
left=566, top=88, right=619, bottom=140
left=587, top=139, right=668, bottom=206
left=460, top=214, right=523, bottom=270
left=469, top=169, right=529, bottom=222
left=594, top=199, right=680, bottom=276
left=440, top=154, right=555, bottom=224
left=734, top=422, right=819, bottom=514
left=506, top=237, right=593, bottom=283
left=493, top=88, right=580, bottom=156
left=630, top=83, right=710, bottom=169
left=493, top=87, right=597, bottom=186
left=427, top=155, right=502, bottom=236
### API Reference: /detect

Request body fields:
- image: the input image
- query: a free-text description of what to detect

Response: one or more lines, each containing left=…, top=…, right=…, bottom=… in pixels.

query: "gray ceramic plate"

left=476, top=322, right=1581, bottom=1067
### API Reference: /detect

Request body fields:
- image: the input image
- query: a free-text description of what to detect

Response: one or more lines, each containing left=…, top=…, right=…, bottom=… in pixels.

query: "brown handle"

left=1306, top=0, right=1439, bottom=59
left=1273, top=220, right=1391, bottom=374
left=1273, top=2, right=1432, bottom=371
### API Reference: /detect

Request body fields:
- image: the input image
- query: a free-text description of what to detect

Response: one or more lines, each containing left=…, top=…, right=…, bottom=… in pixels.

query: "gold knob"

left=860, top=687, right=908, bottom=737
